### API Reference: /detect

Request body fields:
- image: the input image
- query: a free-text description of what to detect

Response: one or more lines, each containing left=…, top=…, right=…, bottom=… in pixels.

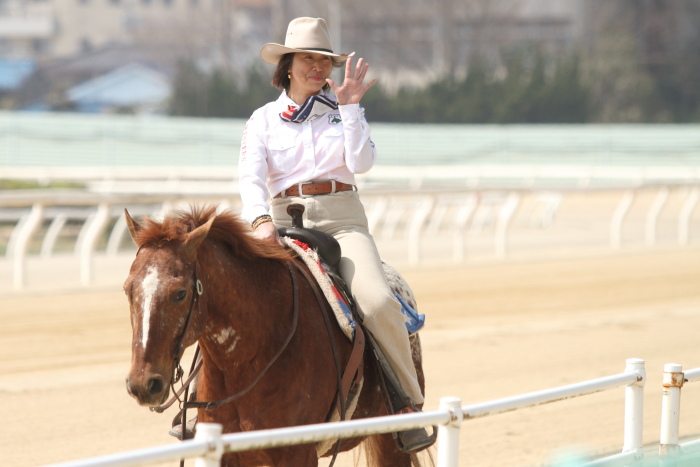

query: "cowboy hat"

left=260, top=17, right=354, bottom=65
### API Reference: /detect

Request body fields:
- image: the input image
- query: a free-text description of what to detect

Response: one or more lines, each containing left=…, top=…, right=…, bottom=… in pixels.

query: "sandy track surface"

left=3, top=248, right=700, bottom=466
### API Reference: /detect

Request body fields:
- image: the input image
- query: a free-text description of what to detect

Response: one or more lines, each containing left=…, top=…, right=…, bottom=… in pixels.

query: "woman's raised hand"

left=327, top=57, right=377, bottom=106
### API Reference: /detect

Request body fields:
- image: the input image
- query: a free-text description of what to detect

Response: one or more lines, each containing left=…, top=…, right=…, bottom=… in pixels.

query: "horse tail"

left=415, top=448, right=436, bottom=467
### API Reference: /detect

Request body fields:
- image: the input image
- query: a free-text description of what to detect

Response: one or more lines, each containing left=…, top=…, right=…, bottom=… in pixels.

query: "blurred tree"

left=580, top=29, right=665, bottom=123
left=168, top=61, right=278, bottom=118
left=362, top=46, right=588, bottom=123
left=166, top=0, right=698, bottom=123
left=637, top=0, right=700, bottom=121
left=168, top=60, right=209, bottom=117
left=579, top=0, right=699, bottom=122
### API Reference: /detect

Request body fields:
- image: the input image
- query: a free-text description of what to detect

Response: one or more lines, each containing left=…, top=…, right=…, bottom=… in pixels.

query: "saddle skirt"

left=282, top=237, right=425, bottom=340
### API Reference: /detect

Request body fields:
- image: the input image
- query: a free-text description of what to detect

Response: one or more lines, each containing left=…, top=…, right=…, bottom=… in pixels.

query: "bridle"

left=151, top=259, right=302, bottom=414
left=144, top=252, right=351, bottom=467
left=171, top=261, right=203, bottom=388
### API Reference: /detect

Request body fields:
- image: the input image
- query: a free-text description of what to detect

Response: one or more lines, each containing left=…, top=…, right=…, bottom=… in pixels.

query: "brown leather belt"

left=274, top=181, right=356, bottom=199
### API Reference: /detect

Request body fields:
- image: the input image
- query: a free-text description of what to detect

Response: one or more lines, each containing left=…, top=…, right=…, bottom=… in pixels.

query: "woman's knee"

left=355, top=289, right=401, bottom=321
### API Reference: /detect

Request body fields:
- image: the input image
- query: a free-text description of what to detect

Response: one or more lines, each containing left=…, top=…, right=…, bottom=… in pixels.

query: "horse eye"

left=174, top=290, right=187, bottom=302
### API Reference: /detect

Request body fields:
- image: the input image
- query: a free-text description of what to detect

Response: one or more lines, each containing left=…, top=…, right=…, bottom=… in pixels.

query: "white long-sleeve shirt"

left=238, top=91, right=377, bottom=223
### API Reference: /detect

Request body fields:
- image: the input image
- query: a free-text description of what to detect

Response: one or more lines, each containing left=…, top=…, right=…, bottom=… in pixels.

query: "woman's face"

left=288, top=52, right=333, bottom=100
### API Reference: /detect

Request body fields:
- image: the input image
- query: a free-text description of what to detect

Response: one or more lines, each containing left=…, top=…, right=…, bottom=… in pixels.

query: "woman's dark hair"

left=271, top=53, right=295, bottom=91
left=272, top=52, right=341, bottom=93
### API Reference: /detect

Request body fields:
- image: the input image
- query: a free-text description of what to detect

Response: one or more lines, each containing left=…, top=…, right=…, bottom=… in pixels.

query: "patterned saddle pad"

left=283, top=237, right=425, bottom=340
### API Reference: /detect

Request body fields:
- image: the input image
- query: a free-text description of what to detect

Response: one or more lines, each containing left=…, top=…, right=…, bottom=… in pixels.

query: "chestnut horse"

left=123, top=205, right=429, bottom=467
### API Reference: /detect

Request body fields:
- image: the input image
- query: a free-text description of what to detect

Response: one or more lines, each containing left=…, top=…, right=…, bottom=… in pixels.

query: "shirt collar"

left=278, top=90, right=336, bottom=109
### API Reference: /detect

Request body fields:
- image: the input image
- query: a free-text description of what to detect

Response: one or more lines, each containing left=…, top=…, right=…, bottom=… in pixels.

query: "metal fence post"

left=437, top=396, right=463, bottom=467
left=660, top=363, right=684, bottom=458
left=610, top=190, right=635, bottom=249
left=10, top=203, right=44, bottom=290
left=623, top=358, right=646, bottom=454
left=78, top=203, right=111, bottom=286
left=194, top=423, right=224, bottom=467
left=645, top=187, right=669, bottom=246
left=679, top=187, right=700, bottom=246
left=495, top=192, right=519, bottom=259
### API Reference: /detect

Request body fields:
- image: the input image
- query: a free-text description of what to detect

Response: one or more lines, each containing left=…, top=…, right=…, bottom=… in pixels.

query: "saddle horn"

left=287, top=204, right=305, bottom=229
left=278, top=203, right=342, bottom=272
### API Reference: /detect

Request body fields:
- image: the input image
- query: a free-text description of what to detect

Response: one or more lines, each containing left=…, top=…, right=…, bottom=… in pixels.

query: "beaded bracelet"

left=251, top=214, right=273, bottom=230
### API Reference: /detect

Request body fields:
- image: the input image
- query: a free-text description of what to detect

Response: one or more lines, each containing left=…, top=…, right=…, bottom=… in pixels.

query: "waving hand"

left=327, top=57, right=377, bottom=106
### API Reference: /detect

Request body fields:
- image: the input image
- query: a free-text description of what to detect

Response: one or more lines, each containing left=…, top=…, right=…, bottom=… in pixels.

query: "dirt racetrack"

left=3, top=247, right=700, bottom=466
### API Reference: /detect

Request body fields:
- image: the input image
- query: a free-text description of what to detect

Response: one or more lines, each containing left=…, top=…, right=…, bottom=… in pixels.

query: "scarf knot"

left=280, top=94, right=338, bottom=123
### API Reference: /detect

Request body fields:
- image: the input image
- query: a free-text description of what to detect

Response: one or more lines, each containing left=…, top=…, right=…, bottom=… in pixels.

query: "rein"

left=181, top=260, right=301, bottom=411
left=174, top=263, right=203, bottom=382
left=150, top=261, right=203, bottom=414
left=151, top=254, right=357, bottom=467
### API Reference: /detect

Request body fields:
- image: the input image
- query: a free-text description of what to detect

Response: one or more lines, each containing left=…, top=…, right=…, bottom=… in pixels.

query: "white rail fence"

left=40, top=359, right=700, bottom=467
left=2, top=181, right=699, bottom=291
left=658, top=364, right=700, bottom=460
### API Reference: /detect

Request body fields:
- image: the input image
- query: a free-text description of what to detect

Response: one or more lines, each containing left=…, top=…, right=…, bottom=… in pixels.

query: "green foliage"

left=650, top=39, right=700, bottom=122
left=363, top=48, right=589, bottom=123
left=167, top=41, right=697, bottom=123
left=168, top=60, right=207, bottom=117
left=168, top=60, right=278, bottom=118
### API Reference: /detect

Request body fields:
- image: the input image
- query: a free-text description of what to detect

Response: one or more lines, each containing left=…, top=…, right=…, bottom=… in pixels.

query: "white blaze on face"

left=140, top=266, right=161, bottom=349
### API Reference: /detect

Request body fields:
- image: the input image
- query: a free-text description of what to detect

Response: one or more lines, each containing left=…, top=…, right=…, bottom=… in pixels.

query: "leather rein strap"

left=152, top=259, right=299, bottom=413
left=288, top=260, right=365, bottom=467
left=151, top=258, right=203, bottom=414
left=290, top=261, right=365, bottom=411
left=153, top=256, right=365, bottom=467
left=185, top=260, right=301, bottom=411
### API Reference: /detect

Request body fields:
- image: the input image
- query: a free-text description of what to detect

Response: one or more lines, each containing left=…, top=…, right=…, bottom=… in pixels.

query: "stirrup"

left=169, top=415, right=197, bottom=440
left=394, top=406, right=437, bottom=453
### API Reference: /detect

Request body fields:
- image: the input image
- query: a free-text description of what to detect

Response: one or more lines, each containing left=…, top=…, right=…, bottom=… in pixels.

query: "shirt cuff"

left=338, top=103, right=362, bottom=122
left=241, top=205, right=270, bottom=224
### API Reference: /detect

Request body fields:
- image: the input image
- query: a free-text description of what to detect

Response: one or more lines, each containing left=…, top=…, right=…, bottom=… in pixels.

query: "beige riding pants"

left=270, top=190, right=424, bottom=405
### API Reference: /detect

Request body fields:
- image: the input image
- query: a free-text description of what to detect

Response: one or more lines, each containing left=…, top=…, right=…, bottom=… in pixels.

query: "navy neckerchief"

left=280, top=93, right=338, bottom=123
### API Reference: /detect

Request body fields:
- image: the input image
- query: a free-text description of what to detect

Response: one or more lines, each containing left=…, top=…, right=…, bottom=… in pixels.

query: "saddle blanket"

left=283, top=237, right=425, bottom=340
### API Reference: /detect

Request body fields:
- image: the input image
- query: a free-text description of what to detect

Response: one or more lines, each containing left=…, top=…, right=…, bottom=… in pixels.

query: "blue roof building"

left=0, top=59, right=36, bottom=92
left=66, top=63, right=172, bottom=114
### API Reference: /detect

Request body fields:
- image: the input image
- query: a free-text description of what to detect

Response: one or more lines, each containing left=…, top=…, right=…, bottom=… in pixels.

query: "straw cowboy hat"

left=260, top=17, right=354, bottom=65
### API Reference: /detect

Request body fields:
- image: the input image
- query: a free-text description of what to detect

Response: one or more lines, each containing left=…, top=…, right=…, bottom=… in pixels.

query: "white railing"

left=2, top=182, right=699, bottom=291
left=658, top=364, right=700, bottom=461
left=4, top=164, right=700, bottom=190
left=41, top=359, right=647, bottom=467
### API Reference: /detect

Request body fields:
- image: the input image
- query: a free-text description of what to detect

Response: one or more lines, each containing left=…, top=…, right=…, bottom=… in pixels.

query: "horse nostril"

left=147, top=376, right=165, bottom=396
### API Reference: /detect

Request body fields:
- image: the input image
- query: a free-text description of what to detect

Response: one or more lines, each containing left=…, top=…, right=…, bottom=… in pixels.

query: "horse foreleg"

left=267, top=445, right=318, bottom=467
left=221, top=446, right=317, bottom=467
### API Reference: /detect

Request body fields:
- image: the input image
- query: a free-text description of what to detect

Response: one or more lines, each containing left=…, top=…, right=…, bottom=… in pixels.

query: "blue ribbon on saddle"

left=395, top=293, right=425, bottom=335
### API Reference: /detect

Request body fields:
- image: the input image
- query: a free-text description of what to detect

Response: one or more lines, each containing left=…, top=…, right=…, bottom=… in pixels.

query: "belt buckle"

left=297, top=181, right=314, bottom=198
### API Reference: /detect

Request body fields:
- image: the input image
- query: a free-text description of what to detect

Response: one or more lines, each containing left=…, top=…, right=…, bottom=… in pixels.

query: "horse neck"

left=196, top=244, right=293, bottom=369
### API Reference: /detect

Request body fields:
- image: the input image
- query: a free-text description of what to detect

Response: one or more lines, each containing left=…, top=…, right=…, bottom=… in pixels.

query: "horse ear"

left=183, top=215, right=215, bottom=256
left=124, top=209, right=141, bottom=245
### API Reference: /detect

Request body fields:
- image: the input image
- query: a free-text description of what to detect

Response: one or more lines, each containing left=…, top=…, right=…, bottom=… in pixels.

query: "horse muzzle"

left=126, top=371, right=171, bottom=407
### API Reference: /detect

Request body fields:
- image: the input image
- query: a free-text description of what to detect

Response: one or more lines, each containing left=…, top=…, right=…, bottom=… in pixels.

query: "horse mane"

left=134, top=204, right=293, bottom=262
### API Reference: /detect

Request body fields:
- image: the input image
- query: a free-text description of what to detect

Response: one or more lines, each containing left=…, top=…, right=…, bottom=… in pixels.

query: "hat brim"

left=260, top=43, right=354, bottom=65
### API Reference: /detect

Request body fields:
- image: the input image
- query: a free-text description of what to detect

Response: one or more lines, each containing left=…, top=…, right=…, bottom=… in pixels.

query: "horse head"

left=123, top=208, right=214, bottom=407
